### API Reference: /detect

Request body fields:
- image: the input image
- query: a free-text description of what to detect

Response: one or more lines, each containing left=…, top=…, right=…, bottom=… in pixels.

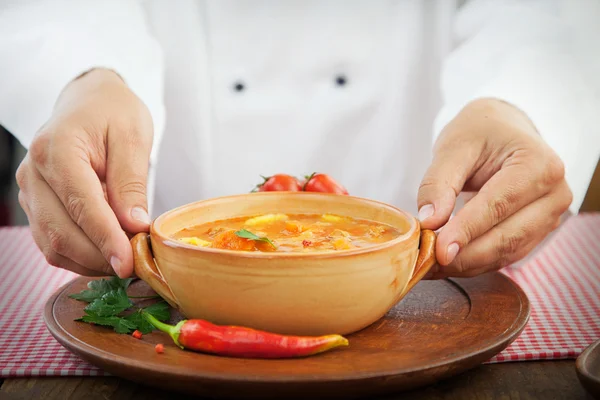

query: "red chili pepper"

left=143, top=313, right=348, bottom=359
left=155, top=343, right=165, bottom=354
left=302, top=240, right=312, bottom=248
left=132, top=330, right=143, bottom=339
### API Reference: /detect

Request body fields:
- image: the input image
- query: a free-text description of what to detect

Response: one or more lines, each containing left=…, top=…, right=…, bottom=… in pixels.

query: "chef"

left=1, top=0, right=598, bottom=280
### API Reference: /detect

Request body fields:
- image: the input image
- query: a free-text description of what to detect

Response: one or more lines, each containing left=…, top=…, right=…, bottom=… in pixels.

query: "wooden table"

left=0, top=360, right=592, bottom=399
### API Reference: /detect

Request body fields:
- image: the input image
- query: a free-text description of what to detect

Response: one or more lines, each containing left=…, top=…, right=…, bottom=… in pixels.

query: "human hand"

left=418, top=98, right=572, bottom=279
left=16, top=68, right=154, bottom=278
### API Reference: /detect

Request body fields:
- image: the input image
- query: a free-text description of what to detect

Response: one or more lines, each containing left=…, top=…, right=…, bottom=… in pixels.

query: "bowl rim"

left=150, top=191, right=419, bottom=259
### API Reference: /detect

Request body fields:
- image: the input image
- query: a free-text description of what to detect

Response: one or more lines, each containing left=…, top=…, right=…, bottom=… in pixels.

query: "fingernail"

left=446, top=242, right=460, bottom=264
left=110, top=256, right=122, bottom=276
left=131, top=207, right=151, bottom=225
left=418, top=204, right=434, bottom=221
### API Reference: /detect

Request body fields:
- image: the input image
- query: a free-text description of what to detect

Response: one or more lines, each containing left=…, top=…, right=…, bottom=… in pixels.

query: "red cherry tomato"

left=253, top=174, right=302, bottom=192
left=302, top=173, right=348, bottom=195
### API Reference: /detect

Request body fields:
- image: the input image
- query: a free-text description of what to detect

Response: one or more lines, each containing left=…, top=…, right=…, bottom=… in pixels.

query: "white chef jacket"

left=1, top=0, right=599, bottom=218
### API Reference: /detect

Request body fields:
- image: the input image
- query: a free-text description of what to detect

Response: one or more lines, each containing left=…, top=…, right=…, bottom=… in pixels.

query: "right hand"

left=16, top=68, right=154, bottom=278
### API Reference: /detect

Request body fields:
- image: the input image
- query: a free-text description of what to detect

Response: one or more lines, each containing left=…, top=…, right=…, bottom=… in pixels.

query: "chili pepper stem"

left=142, top=312, right=186, bottom=350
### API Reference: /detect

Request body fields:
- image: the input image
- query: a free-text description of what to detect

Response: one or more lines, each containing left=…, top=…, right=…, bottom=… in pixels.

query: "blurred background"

left=1, top=124, right=599, bottom=227
left=0, top=125, right=27, bottom=226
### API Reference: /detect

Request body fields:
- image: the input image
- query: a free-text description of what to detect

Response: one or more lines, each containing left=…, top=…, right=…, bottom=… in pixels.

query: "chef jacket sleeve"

left=0, top=0, right=166, bottom=166
left=434, top=0, right=600, bottom=214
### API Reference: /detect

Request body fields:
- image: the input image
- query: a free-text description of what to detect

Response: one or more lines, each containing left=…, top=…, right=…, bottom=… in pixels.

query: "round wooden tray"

left=44, top=273, right=529, bottom=399
left=576, top=339, right=600, bottom=399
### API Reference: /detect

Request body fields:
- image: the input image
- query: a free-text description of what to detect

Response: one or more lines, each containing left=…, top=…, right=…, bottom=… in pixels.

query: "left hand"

left=417, top=98, right=573, bottom=279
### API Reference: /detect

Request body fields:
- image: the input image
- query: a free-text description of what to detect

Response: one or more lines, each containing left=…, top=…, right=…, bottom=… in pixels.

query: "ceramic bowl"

left=131, top=192, right=436, bottom=336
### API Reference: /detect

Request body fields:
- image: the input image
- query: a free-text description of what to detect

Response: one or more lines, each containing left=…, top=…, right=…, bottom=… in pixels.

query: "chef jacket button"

left=233, top=81, right=245, bottom=92
left=335, top=75, right=347, bottom=87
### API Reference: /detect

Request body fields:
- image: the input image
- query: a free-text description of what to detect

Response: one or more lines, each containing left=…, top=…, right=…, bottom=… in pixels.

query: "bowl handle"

left=130, top=233, right=180, bottom=309
left=400, top=229, right=437, bottom=297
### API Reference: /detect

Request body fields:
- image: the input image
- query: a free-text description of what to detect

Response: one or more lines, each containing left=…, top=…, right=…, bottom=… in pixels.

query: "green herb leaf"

left=234, top=229, right=277, bottom=249
left=123, top=301, right=170, bottom=334
left=69, top=276, right=133, bottom=302
left=142, top=301, right=171, bottom=321
left=71, top=277, right=172, bottom=335
left=78, top=314, right=137, bottom=334
left=84, top=288, right=132, bottom=317
left=124, top=311, right=154, bottom=334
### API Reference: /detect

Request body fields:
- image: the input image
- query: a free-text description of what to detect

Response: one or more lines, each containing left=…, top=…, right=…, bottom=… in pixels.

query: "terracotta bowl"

left=131, top=192, right=437, bottom=336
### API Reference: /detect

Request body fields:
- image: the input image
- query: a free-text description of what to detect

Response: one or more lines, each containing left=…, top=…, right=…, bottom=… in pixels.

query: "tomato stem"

left=302, top=172, right=316, bottom=191
left=250, top=175, right=272, bottom=193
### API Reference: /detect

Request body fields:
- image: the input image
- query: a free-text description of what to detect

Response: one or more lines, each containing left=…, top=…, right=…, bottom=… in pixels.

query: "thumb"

left=417, top=138, right=481, bottom=231
left=106, top=122, right=154, bottom=234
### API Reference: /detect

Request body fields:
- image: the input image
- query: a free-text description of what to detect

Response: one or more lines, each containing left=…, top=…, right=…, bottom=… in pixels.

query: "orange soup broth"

left=173, top=214, right=403, bottom=253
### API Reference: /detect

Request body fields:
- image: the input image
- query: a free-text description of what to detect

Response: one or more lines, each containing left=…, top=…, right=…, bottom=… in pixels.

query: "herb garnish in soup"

left=174, top=213, right=402, bottom=252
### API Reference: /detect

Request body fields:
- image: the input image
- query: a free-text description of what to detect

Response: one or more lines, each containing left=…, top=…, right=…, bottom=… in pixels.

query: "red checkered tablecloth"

left=0, top=214, right=599, bottom=377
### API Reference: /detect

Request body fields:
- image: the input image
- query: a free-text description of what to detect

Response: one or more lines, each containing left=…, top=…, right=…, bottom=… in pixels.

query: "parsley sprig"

left=235, top=229, right=277, bottom=249
left=69, top=276, right=171, bottom=334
